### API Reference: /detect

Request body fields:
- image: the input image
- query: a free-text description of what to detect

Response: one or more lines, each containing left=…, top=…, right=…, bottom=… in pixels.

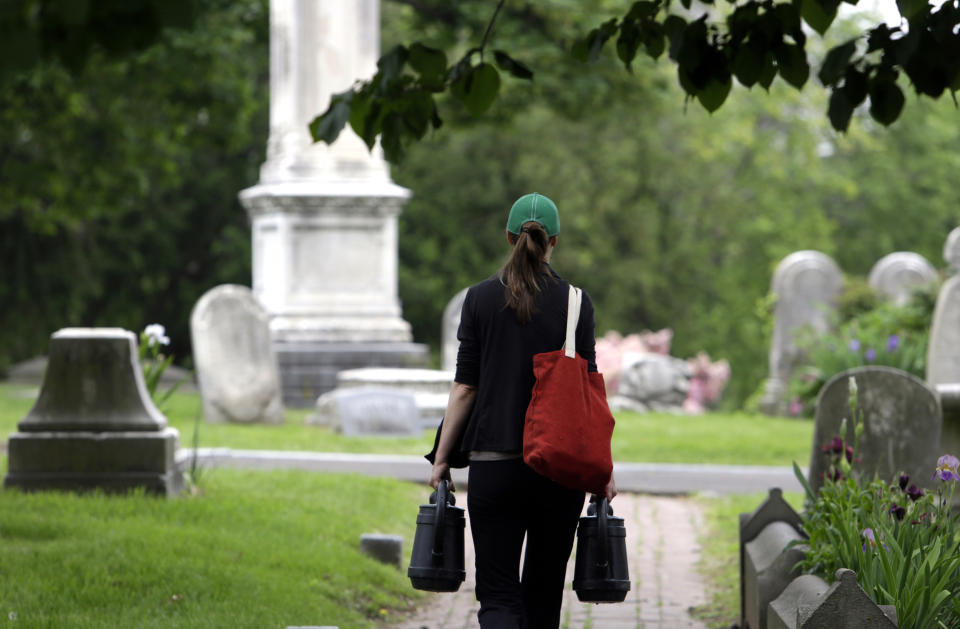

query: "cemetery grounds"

left=0, top=383, right=811, bottom=628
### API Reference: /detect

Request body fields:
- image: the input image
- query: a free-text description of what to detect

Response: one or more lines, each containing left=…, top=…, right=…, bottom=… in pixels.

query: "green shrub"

left=787, top=280, right=938, bottom=416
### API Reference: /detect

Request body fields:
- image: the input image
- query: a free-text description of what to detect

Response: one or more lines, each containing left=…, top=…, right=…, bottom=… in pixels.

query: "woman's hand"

left=430, top=461, right=454, bottom=492
left=604, top=475, right=617, bottom=502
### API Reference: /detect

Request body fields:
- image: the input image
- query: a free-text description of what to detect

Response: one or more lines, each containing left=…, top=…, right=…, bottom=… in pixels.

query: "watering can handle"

left=432, top=480, right=449, bottom=559
left=597, top=496, right=611, bottom=577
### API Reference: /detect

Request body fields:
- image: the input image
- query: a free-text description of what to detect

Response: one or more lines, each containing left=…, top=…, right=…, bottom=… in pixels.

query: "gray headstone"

left=330, top=388, right=422, bottom=436
left=760, top=251, right=843, bottom=415
left=767, top=574, right=829, bottom=629
left=359, top=533, right=403, bottom=569
left=868, top=251, right=937, bottom=306
left=190, top=284, right=283, bottom=424
left=809, top=367, right=941, bottom=495
left=944, top=226, right=960, bottom=272
left=3, top=328, right=181, bottom=496
left=442, top=287, right=469, bottom=372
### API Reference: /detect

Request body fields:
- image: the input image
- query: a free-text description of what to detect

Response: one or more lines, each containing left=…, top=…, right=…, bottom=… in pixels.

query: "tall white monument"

left=239, top=0, right=426, bottom=406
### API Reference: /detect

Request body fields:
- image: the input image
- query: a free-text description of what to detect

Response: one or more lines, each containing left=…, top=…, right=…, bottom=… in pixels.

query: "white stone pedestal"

left=238, top=0, right=427, bottom=406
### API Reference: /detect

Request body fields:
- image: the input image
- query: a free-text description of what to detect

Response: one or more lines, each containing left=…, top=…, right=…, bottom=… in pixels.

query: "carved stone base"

left=274, top=341, right=429, bottom=407
left=4, top=428, right=182, bottom=496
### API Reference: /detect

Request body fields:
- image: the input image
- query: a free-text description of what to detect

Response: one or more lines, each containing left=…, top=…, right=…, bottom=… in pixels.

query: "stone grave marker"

left=928, top=228, right=960, bottom=387
left=868, top=251, right=937, bottom=306
left=441, top=287, right=469, bottom=372
left=190, top=284, right=283, bottom=424
left=3, top=328, right=181, bottom=495
left=759, top=251, right=843, bottom=416
left=808, top=366, right=940, bottom=495
left=332, top=388, right=422, bottom=436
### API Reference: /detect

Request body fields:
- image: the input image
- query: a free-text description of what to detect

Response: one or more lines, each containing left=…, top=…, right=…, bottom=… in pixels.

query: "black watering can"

left=573, top=496, right=631, bottom=603
left=407, top=480, right=466, bottom=592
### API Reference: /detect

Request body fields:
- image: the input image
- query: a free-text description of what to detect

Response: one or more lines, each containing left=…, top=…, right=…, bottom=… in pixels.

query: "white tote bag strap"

left=563, top=285, right=582, bottom=358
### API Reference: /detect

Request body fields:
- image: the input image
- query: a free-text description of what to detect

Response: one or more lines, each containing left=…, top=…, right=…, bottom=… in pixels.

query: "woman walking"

left=429, top=192, right=616, bottom=629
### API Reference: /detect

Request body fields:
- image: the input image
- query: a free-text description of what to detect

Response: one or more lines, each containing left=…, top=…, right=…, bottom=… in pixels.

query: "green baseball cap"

left=506, top=192, right=560, bottom=237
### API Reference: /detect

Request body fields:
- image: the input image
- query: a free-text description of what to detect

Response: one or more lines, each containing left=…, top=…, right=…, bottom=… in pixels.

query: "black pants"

left=467, top=459, right=585, bottom=629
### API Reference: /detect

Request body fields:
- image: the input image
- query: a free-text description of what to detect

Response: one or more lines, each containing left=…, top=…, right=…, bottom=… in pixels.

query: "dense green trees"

left=1, top=0, right=957, bottom=410
left=0, top=0, right=268, bottom=369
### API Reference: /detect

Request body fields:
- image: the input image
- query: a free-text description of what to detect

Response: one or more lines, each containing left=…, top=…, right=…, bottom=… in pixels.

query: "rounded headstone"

left=944, top=226, right=960, bottom=271
left=867, top=251, right=937, bottom=306
left=190, top=284, right=284, bottom=424
left=808, top=366, right=940, bottom=495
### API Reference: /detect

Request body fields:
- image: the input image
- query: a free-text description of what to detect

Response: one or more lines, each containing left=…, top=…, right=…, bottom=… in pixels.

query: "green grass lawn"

left=0, top=383, right=814, bottom=466
left=0, top=463, right=428, bottom=629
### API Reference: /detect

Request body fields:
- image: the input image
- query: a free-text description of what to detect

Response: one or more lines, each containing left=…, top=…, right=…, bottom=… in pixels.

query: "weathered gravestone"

left=760, top=251, right=843, bottom=416
left=868, top=251, right=937, bottom=306
left=310, top=388, right=421, bottom=436
left=190, top=284, right=283, bottom=424
left=808, top=367, right=940, bottom=495
left=3, top=328, right=181, bottom=495
left=442, top=287, right=469, bottom=372
left=927, top=228, right=960, bottom=388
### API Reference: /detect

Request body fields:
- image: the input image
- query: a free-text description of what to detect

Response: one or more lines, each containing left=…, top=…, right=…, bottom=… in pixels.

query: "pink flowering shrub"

left=597, top=329, right=730, bottom=412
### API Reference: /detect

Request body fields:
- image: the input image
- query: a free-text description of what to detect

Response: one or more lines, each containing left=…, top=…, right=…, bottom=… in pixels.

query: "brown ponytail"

left=501, top=221, right=552, bottom=324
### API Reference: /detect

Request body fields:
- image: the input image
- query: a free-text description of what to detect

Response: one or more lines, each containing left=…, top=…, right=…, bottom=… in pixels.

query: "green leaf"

left=775, top=43, right=810, bottom=89
left=697, top=73, right=732, bottom=112
left=377, top=44, right=408, bottom=84
left=897, top=0, right=927, bottom=21
left=380, top=112, right=405, bottom=164
left=493, top=50, right=534, bottom=80
left=801, top=0, right=839, bottom=35
left=627, top=0, right=660, bottom=20
left=842, top=67, right=868, bottom=105
left=453, top=63, right=501, bottom=116
left=868, top=77, right=905, bottom=125
left=732, top=38, right=766, bottom=87
left=757, top=51, right=778, bottom=89
left=348, top=91, right=373, bottom=147
left=643, top=22, right=666, bottom=59
left=827, top=87, right=854, bottom=131
left=399, top=91, right=434, bottom=140
left=818, top=40, right=856, bottom=86
left=617, top=21, right=642, bottom=70
left=408, top=42, right=447, bottom=83
left=309, top=92, right=352, bottom=145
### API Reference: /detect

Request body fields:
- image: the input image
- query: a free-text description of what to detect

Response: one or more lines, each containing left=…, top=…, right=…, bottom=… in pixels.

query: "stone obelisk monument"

left=240, top=0, right=426, bottom=407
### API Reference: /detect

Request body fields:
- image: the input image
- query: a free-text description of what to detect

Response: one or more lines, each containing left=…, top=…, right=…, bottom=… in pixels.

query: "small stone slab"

left=744, top=521, right=807, bottom=629
left=797, top=569, right=897, bottom=628
left=316, top=388, right=422, bottom=437
left=809, top=366, right=941, bottom=495
left=360, top=533, right=403, bottom=569
left=768, top=574, right=829, bottom=629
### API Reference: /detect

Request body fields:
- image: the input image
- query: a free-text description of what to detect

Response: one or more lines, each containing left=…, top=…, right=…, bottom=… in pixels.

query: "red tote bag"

left=523, top=286, right=615, bottom=495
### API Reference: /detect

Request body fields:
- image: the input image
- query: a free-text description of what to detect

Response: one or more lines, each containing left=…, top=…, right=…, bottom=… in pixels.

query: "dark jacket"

left=454, top=266, right=597, bottom=454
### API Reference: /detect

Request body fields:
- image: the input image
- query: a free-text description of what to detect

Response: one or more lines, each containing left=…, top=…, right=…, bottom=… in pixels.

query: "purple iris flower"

left=899, top=473, right=910, bottom=491
left=907, top=485, right=925, bottom=501
left=822, top=436, right=845, bottom=454
left=862, top=527, right=877, bottom=550
left=865, top=348, right=876, bottom=362
left=849, top=339, right=861, bottom=352
left=887, top=334, right=900, bottom=352
left=889, top=503, right=906, bottom=520
left=934, top=454, right=960, bottom=481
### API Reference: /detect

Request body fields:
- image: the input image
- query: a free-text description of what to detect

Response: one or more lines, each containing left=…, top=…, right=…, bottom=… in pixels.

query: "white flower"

left=8, top=611, right=16, bottom=621
left=143, top=324, right=170, bottom=347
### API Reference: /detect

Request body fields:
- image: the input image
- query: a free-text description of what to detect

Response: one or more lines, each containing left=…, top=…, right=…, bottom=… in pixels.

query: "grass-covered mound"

left=0, top=466, right=426, bottom=628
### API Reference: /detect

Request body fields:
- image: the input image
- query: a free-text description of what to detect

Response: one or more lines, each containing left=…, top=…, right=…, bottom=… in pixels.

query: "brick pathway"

left=392, top=493, right=710, bottom=629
